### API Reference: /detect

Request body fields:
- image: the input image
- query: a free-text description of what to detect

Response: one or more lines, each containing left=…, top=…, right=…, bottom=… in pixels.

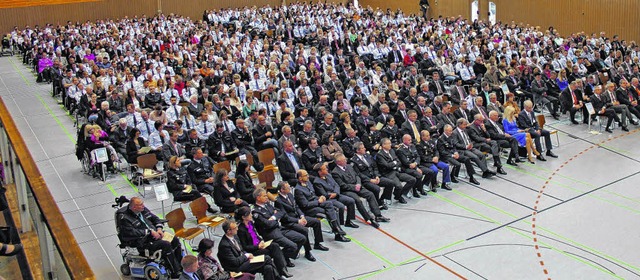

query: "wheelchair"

left=0, top=35, right=14, bottom=57
left=113, top=196, right=172, bottom=280
left=76, top=122, right=119, bottom=181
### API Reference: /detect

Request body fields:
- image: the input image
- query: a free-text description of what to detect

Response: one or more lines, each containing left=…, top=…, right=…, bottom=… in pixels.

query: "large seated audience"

left=8, top=1, right=640, bottom=278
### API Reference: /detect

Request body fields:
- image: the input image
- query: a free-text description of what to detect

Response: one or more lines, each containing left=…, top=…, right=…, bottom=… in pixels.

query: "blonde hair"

left=504, top=106, right=516, bottom=122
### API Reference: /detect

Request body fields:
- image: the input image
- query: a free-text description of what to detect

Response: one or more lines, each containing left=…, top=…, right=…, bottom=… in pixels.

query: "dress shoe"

left=395, top=196, right=408, bottom=204
left=496, top=167, right=507, bottom=175
left=605, top=128, right=613, bottom=133
left=412, top=190, right=421, bottom=198
left=419, top=188, right=428, bottom=196
left=368, top=220, right=380, bottom=228
left=469, top=176, right=480, bottom=185
left=571, top=119, right=579, bottom=124
left=537, top=155, right=547, bottom=161
left=546, top=151, right=558, bottom=158
left=515, top=157, right=524, bottom=163
left=335, top=234, right=351, bottom=242
left=506, top=159, right=518, bottom=166
left=441, top=183, right=453, bottom=191
left=481, top=171, right=494, bottom=178
left=207, top=207, right=218, bottom=214
left=285, top=259, right=295, bottom=267
left=430, top=186, right=438, bottom=192
left=280, top=269, right=293, bottom=278
left=344, top=220, right=360, bottom=228
left=527, top=157, right=536, bottom=164
left=314, top=243, right=329, bottom=251
left=379, top=203, right=389, bottom=210
left=305, top=252, right=316, bottom=262
left=375, top=215, right=390, bottom=222
left=451, top=176, right=459, bottom=183
left=552, top=114, right=560, bottom=120
left=622, top=126, right=630, bottom=131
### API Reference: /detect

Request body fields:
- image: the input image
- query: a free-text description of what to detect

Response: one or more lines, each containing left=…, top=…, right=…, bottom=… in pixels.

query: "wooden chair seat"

left=175, top=227, right=204, bottom=240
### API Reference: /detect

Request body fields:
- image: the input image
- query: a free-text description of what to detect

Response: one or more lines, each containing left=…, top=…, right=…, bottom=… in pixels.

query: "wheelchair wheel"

left=100, top=163, right=107, bottom=182
left=81, top=151, right=90, bottom=174
left=120, top=263, right=131, bottom=276
left=144, top=265, right=165, bottom=280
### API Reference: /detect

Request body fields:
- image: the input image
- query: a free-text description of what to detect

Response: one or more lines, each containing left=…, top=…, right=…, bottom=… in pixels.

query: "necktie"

left=610, top=92, right=617, bottom=102
left=231, top=238, right=241, bottom=251
left=428, top=117, right=433, bottom=126
left=492, top=120, right=504, bottom=134
left=223, top=121, right=228, bottom=132
left=479, top=107, right=488, bottom=119
left=289, top=153, right=300, bottom=171
left=204, top=123, right=208, bottom=133
left=628, top=90, right=634, bottom=101
left=133, top=115, right=138, bottom=127
left=411, top=122, right=420, bottom=142
left=138, top=213, right=153, bottom=230
left=145, top=122, right=151, bottom=136
left=185, top=117, right=191, bottom=129
left=173, top=106, right=179, bottom=118
left=571, top=90, right=578, bottom=105
left=435, top=82, right=441, bottom=93
left=364, top=118, right=368, bottom=126
left=360, top=155, right=369, bottom=166
left=461, top=109, right=467, bottom=120
left=461, top=130, right=470, bottom=146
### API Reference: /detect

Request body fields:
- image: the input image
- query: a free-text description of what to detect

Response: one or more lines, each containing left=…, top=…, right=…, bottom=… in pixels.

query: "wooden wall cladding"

left=359, top=0, right=639, bottom=42
left=159, top=0, right=282, bottom=21
left=0, top=0, right=101, bottom=9
left=491, top=0, right=640, bottom=43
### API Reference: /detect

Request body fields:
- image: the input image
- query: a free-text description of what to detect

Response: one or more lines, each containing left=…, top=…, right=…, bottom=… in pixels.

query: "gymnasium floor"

left=1, top=56, right=639, bottom=280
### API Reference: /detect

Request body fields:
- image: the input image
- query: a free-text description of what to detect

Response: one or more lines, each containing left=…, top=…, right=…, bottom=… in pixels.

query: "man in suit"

left=116, top=197, right=183, bottom=278
left=560, top=81, right=589, bottom=124
left=453, top=100, right=473, bottom=122
left=400, top=110, right=424, bottom=144
left=220, top=96, right=242, bottom=123
left=186, top=95, right=204, bottom=117
left=437, top=124, right=476, bottom=184
left=397, top=135, right=435, bottom=196
left=376, top=138, right=416, bottom=204
left=355, top=106, right=376, bottom=137
left=274, top=182, right=328, bottom=262
left=486, top=110, right=521, bottom=165
left=531, top=73, right=560, bottom=119
left=351, top=142, right=399, bottom=207
left=451, top=117, right=496, bottom=181
left=301, top=137, right=325, bottom=177
left=217, top=221, right=280, bottom=280
left=437, top=102, right=457, bottom=133
left=616, top=79, right=640, bottom=120
left=178, top=255, right=205, bottom=280
left=162, top=130, right=186, bottom=164
left=312, top=163, right=358, bottom=230
left=332, top=154, right=389, bottom=227
left=294, top=169, right=351, bottom=242
left=591, top=85, right=622, bottom=132
left=251, top=188, right=306, bottom=266
left=467, top=114, right=507, bottom=175
left=253, top=116, right=280, bottom=154
left=186, top=147, right=216, bottom=195
left=604, top=82, right=635, bottom=130
left=277, top=140, right=303, bottom=186
left=323, top=72, right=345, bottom=95
left=517, top=100, right=558, bottom=159
left=232, top=118, right=264, bottom=171
left=449, top=79, right=467, bottom=105
left=296, top=120, right=319, bottom=152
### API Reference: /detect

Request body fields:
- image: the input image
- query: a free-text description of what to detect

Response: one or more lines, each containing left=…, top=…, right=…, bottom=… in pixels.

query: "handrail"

left=0, top=97, right=94, bottom=279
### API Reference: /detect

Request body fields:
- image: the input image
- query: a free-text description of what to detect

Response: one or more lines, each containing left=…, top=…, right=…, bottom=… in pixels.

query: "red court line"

left=355, top=216, right=468, bottom=279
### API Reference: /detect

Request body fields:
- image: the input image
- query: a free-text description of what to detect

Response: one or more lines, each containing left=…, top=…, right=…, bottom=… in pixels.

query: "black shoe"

left=441, top=183, right=452, bottom=191
left=571, top=119, right=579, bottom=124
left=305, top=252, right=316, bottom=262
left=379, top=203, right=389, bottom=210
left=469, top=177, right=480, bottom=185
left=430, top=186, right=438, bottom=192
left=280, top=269, right=293, bottom=278
left=546, top=151, right=558, bottom=158
left=515, top=157, right=524, bottom=163
left=528, top=157, right=536, bottom=164
left=451, top=177, right=459, bottom=183
left=375, top=215, right=390, bottom=223
left=496, top=167, right=507, bottom=175
left=345, top=220, right=360, bottom=228
left=286, top=259, right=296, bottom=267
left=314, top=243, right=329, bottom=251
left=368, top=220, right=380, bottom=228
left=506, top=159, right=518, bottom=166
left=412, top=190, right=421, bottom=198
left=481, top=171, right=494, bottom=178
left=419, top=188, right=428, bottom=196
left=605, top=128, right=613, bottom=133
left=537, top=155, right=547, bottom=161
left=552, top=114, right=560, bottom=120
left=396, top=196, right=408, bottom=204
left=622, top=126, right=630, bottom=131
left=335, top=234, right=351, bottom=242
left=207, top=207, right=218, bottom=214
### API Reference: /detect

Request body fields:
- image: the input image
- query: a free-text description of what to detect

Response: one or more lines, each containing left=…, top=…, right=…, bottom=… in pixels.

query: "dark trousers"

left=475, top=140, right=502, bottom=167
left=382, top=171, right=415, bottom=199
left=327, top=195, right=356, bottom=223
left=378, top=177, right=401, bottom=201
left=527, top=128, right=552, bottom=152
left=343, top=189, right=380, bottom=220
left=139, top=236, right=183, bottom=274
left=495, top=137, right=519, bottom=160
left=252, top=243, right=287, bottom=274
left=263, top=228, right=306, bottom=259
left=237, top=255, right=279, bottom=280
left=405, top=166, right=435, bottom=190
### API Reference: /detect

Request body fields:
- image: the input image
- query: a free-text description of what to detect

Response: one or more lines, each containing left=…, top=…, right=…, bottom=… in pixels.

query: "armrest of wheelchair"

left=158, top=219, right=168, bottom=224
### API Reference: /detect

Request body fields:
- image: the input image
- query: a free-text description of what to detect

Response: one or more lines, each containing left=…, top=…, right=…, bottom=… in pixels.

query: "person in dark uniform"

left=116, top=197, right=183, bottom=278
left=187, top=147, right=216, bottom=195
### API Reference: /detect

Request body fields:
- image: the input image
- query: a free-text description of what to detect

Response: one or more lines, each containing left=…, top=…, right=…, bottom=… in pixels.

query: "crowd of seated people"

left=9, top=1, right=640, bottom=278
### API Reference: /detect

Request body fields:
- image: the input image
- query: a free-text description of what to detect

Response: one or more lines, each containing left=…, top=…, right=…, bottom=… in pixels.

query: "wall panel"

left=359, top=0, right=472, bottom=20
left=160, top=0, right=282, bottom=21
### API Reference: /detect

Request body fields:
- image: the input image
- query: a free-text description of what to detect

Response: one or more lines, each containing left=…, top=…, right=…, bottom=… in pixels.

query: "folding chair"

left=257, top=148, right=278, bottom=172
left=213, top=161, right=231, bottom=174
left=189, top=197, right=226, bottom=237
left=166, top=208, right=205, bottom=247
left=536, top=114, right=560, bottom=148
left=135, top=154, right=166, bottom=197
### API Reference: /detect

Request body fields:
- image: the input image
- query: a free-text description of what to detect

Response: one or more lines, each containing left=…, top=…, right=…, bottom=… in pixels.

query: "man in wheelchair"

left=116, top=196, right=184, bottom=279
